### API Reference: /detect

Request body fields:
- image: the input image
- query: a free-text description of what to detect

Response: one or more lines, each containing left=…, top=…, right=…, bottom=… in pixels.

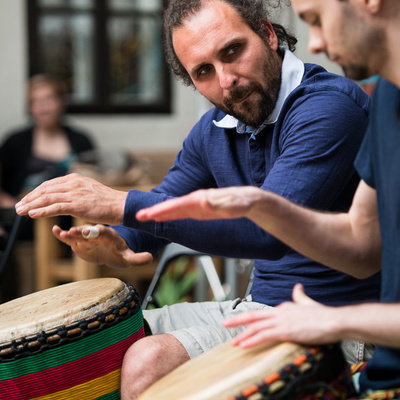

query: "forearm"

left=124, top=190, right=290, bottom=259
left=247, top=185, right=381, bottom=277
left=330, top=303, right=400, bottom=348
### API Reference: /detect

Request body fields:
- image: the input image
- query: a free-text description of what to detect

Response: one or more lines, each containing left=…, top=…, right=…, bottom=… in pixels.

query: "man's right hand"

left=15, top=173, right=128, bottom=225
left=53, top=224, right=153, bottom=268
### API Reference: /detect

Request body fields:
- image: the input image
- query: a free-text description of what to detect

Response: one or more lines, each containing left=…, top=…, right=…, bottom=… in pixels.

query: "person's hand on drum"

left=136, top=186, right=265, bottom=222
left=15, top=173, right=128, bottom=225
left=224, top=283, right=342, bottom=348
left=52, top=224, right=153, bottom=268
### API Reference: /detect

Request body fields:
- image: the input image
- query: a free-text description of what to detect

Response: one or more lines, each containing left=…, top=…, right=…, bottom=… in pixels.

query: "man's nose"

left=308, top=29, right=327, bottom=54
left=217, top=65, right=238, bottom=90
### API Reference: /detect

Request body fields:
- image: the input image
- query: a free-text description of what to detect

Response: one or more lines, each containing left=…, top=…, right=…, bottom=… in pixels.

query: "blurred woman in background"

left=0, top=74, right=95, bottom=208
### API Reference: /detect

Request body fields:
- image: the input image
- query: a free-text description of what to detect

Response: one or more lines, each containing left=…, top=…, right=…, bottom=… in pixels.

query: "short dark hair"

left=163, top=0, right=297, bottom=86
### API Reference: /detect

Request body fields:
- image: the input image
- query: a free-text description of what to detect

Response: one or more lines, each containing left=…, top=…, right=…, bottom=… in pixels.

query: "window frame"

left=26, top=0, right=171, bottom=115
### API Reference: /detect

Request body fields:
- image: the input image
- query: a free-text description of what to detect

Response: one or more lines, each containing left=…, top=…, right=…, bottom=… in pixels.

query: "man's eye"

left=198, top=65, right=212, bottom=77
left=311, top=16, right=321, bottom=27
left=227, top=45, right=240, bottom=56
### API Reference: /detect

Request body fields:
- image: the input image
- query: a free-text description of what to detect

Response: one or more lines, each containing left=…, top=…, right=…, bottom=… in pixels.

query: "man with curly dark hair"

left=162, top=0, right=297, bottom=87
left=16, top=1, right=379, bottom=397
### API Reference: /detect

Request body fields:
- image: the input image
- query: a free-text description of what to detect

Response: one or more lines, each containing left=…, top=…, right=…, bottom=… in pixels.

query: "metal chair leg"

left=142, top=243, right=226, bottom=309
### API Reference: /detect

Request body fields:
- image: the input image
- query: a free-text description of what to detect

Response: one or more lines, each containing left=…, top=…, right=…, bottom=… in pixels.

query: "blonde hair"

left=27, top=74, right=67, bottom=102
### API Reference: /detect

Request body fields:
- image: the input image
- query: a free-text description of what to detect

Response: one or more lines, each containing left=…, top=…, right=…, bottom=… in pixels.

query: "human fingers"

left=136, top=191, right=210, bottom=222
left=81, top=225, right=100, bottom=239
left=223, top=309, right=274, bottom=328
left=17, top=176, right=66, bottom=204
left=53, top=224, right=95, bottom=247
left=230, top=318, right=276, bottom=346
left=16, top=180, right=78, bottom=218
left=52, top=224, right=77, bottom=246
left=17, top=182, right=125, bottom=225
left=16, top=174, right=79, bottom=209
left=124, top=250, right=154, bottom=266
left=137, top=187, right=256, bottom=222
left=292, top=283, right=319, bottom=305
left=232, top=328, right=281, bottom=348
left=78, top=226, right=153, bottom=266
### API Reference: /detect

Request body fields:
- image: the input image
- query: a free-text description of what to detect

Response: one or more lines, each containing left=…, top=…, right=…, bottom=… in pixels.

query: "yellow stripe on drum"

left=31, top=369, right=121, bottom=400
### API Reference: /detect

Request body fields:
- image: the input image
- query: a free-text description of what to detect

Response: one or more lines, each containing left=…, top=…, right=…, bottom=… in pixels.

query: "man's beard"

left=339, top=23, right=386, bottom=82
left=223, top=81, right=280, bottom=127
left=213, top=52, right=281, bottom=127
left=342, top=64, right=371, bottom=82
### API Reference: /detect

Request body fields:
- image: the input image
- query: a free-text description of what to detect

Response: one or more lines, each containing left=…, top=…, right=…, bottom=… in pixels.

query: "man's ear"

left=260, top=19, right=279, bottom=51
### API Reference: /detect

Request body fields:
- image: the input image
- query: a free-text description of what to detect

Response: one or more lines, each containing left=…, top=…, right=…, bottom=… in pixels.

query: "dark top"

left=0, top=125, right=94, bottom=197
left=355, top=78, right=400, bottom=392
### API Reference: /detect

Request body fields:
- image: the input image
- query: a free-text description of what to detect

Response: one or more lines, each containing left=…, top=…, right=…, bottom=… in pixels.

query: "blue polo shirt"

left=114, top=50, right=380, bottom=307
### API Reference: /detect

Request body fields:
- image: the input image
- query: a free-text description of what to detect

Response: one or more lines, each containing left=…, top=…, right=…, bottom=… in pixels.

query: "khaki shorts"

left=143, top=298, right=374, bottom=363
left=143, top=297, right=267, bottom=359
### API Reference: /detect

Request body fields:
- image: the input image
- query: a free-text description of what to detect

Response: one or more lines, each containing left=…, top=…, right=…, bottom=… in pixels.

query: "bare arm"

left=224, top=284, right=400, bottom=350
left=15, top=173, right=128, bottom=225
left=247, top=180, right=381, bottom=278
left=137, top=180, right=381, bottom=277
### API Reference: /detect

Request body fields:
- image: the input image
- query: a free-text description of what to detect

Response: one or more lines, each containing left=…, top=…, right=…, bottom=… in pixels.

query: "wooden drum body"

left=139, top=340, right=355, bottom=400
left=0, top=278, right=144, bottom=400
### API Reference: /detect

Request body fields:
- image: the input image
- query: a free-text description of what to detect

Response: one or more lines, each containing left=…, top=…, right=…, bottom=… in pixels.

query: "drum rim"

left=230, top=343, right=355, bottom=400
left=0, top=278, right=130, bottom=340
left=0, top=283, right=142, bottom=362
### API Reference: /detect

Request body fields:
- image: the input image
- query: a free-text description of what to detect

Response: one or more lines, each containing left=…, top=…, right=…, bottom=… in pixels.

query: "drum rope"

left=229, top=345, right=355, bottom=400
left=0, top=284, right=141, bottom=362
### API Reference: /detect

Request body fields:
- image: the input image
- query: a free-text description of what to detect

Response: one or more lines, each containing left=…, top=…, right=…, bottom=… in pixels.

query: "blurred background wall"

left=0, top=0, right=342, bottom=153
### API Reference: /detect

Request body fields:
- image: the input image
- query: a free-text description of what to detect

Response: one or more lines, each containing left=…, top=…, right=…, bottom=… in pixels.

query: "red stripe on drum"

left=0, top=327, right=144, bottom=400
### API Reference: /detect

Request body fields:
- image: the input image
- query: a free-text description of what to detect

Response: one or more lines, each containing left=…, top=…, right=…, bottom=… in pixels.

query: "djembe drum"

left=0, top=278, right=144, bottom=400
left=139, top=340, right=355, bottom=400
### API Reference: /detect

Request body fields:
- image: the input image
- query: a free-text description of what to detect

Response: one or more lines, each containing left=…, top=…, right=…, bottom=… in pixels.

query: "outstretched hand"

left=224, top=284, right=339, bottom=348
left=53, top=224, right=153, bottom=268
left=137, top=186, right=264, bottom=222
left=15, top=173, right=128, bottom=225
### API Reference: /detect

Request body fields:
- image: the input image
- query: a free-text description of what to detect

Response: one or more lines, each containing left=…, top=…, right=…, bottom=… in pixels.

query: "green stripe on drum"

left=97, top=389, right=122, bottom=400
left=0, top=308, right=143, bottom=381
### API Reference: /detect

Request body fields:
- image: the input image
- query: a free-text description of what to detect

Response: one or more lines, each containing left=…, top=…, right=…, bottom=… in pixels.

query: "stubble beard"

left=342, top=64, right=372, bottom=82
left=339, top=18, right=387, bottom=81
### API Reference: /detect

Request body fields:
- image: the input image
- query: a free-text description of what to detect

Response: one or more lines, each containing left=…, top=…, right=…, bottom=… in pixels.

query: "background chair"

left=142, top=243, right=228, bottom=309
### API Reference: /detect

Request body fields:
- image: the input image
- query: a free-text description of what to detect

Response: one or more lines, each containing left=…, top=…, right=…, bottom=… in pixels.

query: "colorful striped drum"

left=0, top=278, right=144, bottom=399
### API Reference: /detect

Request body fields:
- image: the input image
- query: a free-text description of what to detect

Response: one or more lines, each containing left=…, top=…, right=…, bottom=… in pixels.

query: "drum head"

left=0, top=278, right=129, bottom=343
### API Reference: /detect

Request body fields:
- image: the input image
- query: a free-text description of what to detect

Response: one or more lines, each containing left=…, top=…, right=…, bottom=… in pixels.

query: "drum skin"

left=0, top=278, right=144, bottom=400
